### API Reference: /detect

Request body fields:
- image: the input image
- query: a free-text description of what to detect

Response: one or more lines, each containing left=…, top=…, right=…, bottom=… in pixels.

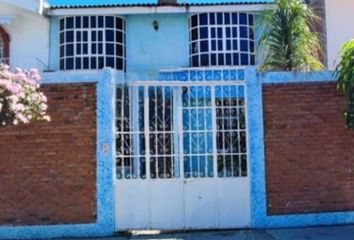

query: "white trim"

left=47, top=4, right=271, bottom=16
left=160, top=66, right=246, bottom=72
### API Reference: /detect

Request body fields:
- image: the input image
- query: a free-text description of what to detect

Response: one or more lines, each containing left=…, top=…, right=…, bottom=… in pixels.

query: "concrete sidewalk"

left=61, top=225, right=354, bottom=240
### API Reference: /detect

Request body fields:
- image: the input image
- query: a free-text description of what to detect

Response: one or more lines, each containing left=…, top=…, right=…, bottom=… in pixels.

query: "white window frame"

left=189, top=12, right=255, bottom=67
left=59, top=15, right=125, bottom=71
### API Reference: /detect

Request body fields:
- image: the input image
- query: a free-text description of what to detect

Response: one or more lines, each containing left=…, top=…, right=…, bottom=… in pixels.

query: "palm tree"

left=335, top=40, right=354, bottom=129
left=257, top=0, right=324, bottom=71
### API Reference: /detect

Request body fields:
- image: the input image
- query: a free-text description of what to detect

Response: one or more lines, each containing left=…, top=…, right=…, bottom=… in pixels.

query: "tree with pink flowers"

left=0, top=64, right=50, bottom=126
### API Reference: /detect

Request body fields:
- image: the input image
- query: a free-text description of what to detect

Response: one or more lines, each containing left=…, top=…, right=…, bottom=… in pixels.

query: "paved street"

left=60, top=225, right=354, bottom=240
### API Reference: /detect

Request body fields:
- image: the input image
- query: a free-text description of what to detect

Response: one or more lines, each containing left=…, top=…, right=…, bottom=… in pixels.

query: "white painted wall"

left=0, top=1, right=49, bottom=70
left=325, top=0, right=354, bottom=70
left=0, top=0, right=43, bottom=14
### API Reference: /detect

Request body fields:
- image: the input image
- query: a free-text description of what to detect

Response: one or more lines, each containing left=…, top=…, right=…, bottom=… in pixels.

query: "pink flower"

left=0, top=64, right=50, bottom=126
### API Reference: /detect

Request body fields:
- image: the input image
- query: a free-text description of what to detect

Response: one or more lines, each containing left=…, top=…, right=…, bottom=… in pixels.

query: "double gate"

left=115, top=76, right=250, bottom=230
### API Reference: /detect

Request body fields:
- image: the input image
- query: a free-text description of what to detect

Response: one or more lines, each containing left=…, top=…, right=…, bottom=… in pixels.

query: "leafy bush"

left=336, top=40, right=354, bottom=129
left=0, top=64, right=50, bottom=126
left=257, top=0, right=324, bottom=71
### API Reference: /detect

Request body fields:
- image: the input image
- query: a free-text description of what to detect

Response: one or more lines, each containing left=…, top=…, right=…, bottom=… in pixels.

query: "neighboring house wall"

left=0, top=0, right=43, bottom=14
left=325, top=0, right=354, bottom=70
left=0, top=1, right=49, bottom=70
left=264, top=82, right=354, bottom=215
left=308, top=0, right=327, bottom=67
left=0, top=83, right=97, bottom=226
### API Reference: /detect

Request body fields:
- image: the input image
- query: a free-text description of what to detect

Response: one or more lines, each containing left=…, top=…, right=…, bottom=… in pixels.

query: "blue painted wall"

left=49, top=14, right=190, bottom=80
left=125, top=14, right=189, bottom=80
left=49, top=17, right=60, bottom=71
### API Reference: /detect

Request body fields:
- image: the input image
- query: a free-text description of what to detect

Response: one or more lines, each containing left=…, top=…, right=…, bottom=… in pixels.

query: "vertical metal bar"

left=121, top=86, right=126, bottom=178
left=173, top=87, right=180, bottom=178
left=188, top=86, right=192, bottom=178
left=129, top=86, right=133, bottom=178
left=176, top=87, right=184, bottom=178
left=222, top=86, right=226, bottom=178
left=211, top=85, right=218, bottom=179
left=237, top=85, right=242, bottom=176
left=154, top=86, right=158, bottom=178
left=196, top=86, right=200, bottom=178
left=230, top=85, right=237, bottom=176
left=203, top=86, right=208, bottom=177
left=162, top=86, right=167, bottom=178
left=115, top=86, right=120, bottom=179
left=227, top=85, right=232, bottom=177
left=145, top=86, right=151, bottom=180
left=132, top=86, right=139, bottom=178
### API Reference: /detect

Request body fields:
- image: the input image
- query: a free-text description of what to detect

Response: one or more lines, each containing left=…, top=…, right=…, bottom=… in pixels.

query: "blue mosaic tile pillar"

left=246, top=67, right=267, bottom=228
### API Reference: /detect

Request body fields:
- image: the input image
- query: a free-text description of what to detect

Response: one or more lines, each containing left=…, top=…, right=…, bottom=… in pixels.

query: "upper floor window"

left=189, top=13, right=255, bottom=67
left=59, top=16, right=125, bottom=71
left=0, top=26, right=9, bottom=62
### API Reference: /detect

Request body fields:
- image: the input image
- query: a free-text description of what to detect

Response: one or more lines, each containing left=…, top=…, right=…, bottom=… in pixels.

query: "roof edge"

left=47, top=1, right=273, bottom=9
left=47, top=3, right=273, bottom=16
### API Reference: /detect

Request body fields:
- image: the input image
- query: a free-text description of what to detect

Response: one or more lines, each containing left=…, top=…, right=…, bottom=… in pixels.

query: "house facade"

left=0, top=0, right=49, bottom=69
left=325, top=0, right=354, bottom=70
left=0, top=0, right=354, bottom=239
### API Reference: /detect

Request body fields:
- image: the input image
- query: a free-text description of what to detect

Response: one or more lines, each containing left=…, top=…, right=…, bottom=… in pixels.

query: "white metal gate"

left=115, top=78, right=250, bottom=231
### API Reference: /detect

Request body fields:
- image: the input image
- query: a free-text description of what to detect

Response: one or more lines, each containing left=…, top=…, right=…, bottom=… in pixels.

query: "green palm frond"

left=257, top=0, right=324, bottom=72
left=335, top=40, right=354, bottom=129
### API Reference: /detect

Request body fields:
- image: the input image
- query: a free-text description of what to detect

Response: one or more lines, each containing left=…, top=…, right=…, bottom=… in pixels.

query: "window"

left=0, top=37, right=4, bottom=59
left=189, top=12, right=255, bottom=67
left=0, top=26, right=9, bottom=63
left=59, top=16, right=125, bottom=71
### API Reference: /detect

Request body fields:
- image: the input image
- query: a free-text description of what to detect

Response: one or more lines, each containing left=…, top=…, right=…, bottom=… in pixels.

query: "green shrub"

left=335, top=40, right=354, bottom=129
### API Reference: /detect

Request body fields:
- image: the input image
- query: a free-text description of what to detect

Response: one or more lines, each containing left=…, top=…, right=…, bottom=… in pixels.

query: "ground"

left=60, top=225, right=354, bottom=240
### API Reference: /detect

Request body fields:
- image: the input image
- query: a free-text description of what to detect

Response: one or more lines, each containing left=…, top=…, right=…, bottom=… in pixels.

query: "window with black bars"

left=59, top=16, right=125, bottom=71
left=189, top=12, right=255, bottom=67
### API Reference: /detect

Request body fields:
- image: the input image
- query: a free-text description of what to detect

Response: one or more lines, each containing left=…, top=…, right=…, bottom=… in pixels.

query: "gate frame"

left=115, top=67, right=252, bottom=230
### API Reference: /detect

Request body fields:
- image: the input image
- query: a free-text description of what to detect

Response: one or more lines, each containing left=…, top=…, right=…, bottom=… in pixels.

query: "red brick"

left=0, top=83, right=97, bottom=226
left=264, top=82, right=354, bottom=215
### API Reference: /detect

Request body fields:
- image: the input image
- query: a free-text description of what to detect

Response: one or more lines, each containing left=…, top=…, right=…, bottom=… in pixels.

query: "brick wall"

left=0, top=83, right=97, bottom=226
left=264, top=82, right=354, bottom=215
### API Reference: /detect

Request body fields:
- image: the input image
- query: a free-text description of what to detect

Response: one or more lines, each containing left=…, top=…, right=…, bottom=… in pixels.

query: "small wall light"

left=153, top=20, right=159, bottom=31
